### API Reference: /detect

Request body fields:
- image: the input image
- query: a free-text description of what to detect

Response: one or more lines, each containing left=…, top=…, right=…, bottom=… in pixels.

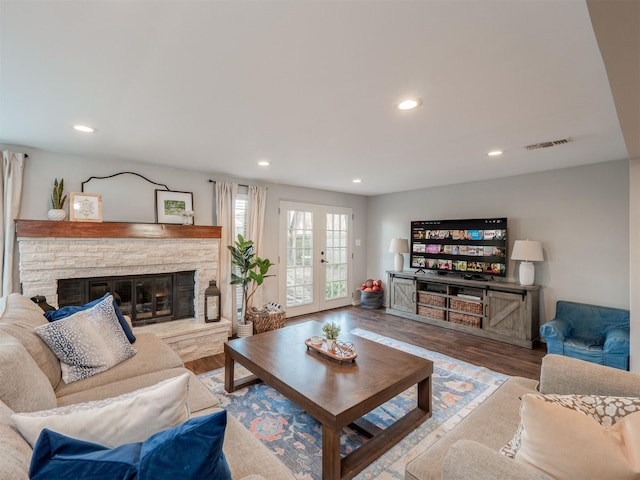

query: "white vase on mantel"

left=47, top=209, right=67, bottom=221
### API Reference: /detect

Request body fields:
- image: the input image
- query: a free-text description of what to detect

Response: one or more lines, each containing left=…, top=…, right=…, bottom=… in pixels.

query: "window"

left=233, top=187, right=248, bottom=321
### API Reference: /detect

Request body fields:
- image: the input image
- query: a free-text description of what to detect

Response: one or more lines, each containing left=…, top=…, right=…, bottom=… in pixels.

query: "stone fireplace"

left=15, top=220, right=231, bottom=361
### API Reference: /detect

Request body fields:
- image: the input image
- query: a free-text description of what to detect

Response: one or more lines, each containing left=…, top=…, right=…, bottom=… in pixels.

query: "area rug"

left=198, top=329, right=507, bottom=479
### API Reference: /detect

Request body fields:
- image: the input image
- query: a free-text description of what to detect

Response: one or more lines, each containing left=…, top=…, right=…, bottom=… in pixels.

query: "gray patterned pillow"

left=501, top=393, right=640, bottom=458
left=34, top=295, right=136, bottom=383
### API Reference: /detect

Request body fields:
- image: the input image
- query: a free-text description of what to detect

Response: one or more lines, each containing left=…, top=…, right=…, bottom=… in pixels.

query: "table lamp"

left=389, top=238, right=409, bottom=272
left=511, top=240, right=543, bottom=286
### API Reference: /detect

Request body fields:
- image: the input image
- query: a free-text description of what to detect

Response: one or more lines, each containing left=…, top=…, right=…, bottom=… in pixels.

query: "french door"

left=279, top=201, right=353, bottom=317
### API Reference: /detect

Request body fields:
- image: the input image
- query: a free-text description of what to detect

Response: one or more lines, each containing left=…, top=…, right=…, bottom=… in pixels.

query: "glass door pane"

left=285, top=209, right=314, bottom=308
left=155, top=276, right=172, bottom=317
left=88, top=281, right=110, bottom=301
left=114, top=280, right=133, bottom=316
left=135, top=279, right=153, bottom=319
left=325, top=213, right=348, bottom=301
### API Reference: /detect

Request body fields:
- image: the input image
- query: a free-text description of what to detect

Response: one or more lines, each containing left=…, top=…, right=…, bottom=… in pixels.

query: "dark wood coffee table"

left=224, top=321, right=433, bottom=480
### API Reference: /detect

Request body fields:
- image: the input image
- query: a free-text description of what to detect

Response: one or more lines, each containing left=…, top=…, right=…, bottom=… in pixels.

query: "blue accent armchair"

left=540, top=301, right=630, bottom=370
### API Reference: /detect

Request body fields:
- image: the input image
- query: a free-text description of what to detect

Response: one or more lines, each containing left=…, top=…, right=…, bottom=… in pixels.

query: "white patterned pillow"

left=12, top=373, right=190, bottom=448
left=34, top=295, right=136, bottom=383
left=514, top=395, right=640, bottom=480
left=501, top=393, right=640, bottom=458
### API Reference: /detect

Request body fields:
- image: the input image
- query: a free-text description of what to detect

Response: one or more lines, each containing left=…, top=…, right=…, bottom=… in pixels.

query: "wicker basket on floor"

left=246, top=309, right=286, bottom=334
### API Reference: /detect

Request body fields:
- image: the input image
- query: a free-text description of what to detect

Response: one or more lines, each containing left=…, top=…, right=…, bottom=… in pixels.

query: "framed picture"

left=69, top=193, right=103, bottom=222
left=155, top=190, right=194, bottom=224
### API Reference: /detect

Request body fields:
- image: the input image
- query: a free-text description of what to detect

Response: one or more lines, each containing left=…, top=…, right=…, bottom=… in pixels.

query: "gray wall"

left=366, top=160, right=630, bottom=327
left=7, top=145, right=368, bottom=307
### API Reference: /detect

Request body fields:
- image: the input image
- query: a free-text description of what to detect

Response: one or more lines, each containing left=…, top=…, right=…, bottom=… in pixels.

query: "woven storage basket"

left=360, top=290, right=384, bottom=309
left=418, top=292, right=446, bottom=307
left=417, top=305, right=446, bottom=320
left=450, top=298, right=483, bottom=315
left=449, top=312, right=482, bottom=328
left=247, top=310, right=286, bottom=334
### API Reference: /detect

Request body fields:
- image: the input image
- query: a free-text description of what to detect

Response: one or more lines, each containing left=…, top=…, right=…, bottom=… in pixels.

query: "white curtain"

left=246, top=185, right=268, bottom=308
left=0, top=151, right=25, bottom=297
left=215, top=181, right=237, bottom=323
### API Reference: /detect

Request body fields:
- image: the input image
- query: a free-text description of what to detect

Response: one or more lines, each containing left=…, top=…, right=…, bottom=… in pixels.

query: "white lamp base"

left=518, top=261, right=535, bottom=286
left=394, top=253, right=404, bottom=272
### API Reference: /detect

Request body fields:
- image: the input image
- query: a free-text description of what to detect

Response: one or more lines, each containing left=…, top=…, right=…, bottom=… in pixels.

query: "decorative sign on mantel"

left=15, top=220, right=221, bottom=240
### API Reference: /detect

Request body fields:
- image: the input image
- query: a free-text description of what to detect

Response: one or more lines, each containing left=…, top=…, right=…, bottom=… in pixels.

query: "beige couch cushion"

left=53, top=332, right=183, bottom=398
left=0, top=400, right=31, bottom=480
left=0, top=335, right=57, bottom=413
left=216, top=413, right=297, bottom=480
left=0, top=294, right=62, bottom=388
left=57, top=367, right=219, bottom=413
left=405, top=376, right=538, bottom=480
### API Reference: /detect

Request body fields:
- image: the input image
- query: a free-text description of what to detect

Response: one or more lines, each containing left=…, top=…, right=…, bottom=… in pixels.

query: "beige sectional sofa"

left=0, top=293, right=295, bottom=480
left=405, top=354, right=640, bottom=480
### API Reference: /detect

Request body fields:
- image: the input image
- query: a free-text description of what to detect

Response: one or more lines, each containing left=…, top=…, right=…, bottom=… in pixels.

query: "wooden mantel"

left=15, top=220, right=221, bottom=239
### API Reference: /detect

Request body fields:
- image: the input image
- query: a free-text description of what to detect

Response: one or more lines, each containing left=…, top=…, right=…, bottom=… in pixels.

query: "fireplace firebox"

left=57, top=271, right=195, bottom=326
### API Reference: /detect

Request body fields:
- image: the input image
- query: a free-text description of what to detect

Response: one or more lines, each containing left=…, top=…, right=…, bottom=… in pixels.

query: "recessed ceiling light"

left=73, top=125, right=96, bottom=133
left=397, top=98, right=422, bottom=110
left=257, top=160, right=270, bottom=166
left=488, top=150, right=504, bottom=157
left=352, top=178, right=362, bottom=184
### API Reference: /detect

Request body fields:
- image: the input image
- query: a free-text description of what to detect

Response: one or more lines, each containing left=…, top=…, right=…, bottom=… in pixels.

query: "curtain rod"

left=209, top=179, right=267, bottom=190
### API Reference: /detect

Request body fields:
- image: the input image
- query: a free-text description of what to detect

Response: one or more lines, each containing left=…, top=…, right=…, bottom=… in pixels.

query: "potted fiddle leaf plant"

left=48, top=178, right=67, bottom=221
left=228, top=234, right=275, bottom=337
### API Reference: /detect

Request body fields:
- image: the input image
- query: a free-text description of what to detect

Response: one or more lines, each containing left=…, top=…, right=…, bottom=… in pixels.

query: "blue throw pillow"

left=29, top=429, right=140, bottom=480
left=29, top=411, right=231, bottom=480
left=139, top=410, right=231, bottom=480
left=45, top=293, right=136, bottom=343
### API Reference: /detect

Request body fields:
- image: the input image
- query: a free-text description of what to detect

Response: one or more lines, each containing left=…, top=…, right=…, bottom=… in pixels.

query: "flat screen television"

left=410, top=218, right=508, bottom=278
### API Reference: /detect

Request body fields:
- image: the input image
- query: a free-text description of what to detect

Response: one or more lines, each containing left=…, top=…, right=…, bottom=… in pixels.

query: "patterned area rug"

left=198, top=328, right=507, bottom=479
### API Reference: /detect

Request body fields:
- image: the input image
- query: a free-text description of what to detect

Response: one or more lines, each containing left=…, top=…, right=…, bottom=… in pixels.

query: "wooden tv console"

left=387, top=271, right=540, bottom=348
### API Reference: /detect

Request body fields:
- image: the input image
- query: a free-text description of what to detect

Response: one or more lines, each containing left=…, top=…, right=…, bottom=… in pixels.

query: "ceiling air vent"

left=525, top=138, right=572, bottom=151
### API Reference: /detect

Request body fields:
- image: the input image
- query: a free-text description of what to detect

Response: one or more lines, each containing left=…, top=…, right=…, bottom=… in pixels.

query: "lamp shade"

left=389, top=238, right=409, bottom=254
left=511, top=240, right=543, bottom=262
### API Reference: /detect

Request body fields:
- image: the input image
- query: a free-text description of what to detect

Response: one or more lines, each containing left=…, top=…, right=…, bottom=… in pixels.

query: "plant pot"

left=48, top=209, right=67, bottom=221
left=325, top=339, right=336, bottom=351
left=237, top=321, right=253, bottom=338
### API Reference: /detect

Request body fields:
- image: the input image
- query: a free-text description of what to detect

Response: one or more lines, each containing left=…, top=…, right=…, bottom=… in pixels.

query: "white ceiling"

left=0, top=0, right=629, bottom=196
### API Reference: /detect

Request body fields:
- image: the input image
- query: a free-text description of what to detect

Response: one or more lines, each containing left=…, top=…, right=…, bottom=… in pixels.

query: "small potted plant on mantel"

left=48, top=178, right=67, bottom=221
left=322, top=321, right=341, bottom=351
left=228, top=234, right=275, bottom=337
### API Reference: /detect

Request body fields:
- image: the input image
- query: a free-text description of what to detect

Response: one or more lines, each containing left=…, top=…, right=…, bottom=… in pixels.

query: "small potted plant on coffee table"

left=322, top=321, right=341, bottom=351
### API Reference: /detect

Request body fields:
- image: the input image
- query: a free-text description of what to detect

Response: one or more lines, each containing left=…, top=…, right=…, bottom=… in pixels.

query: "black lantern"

left=204, top=280, right=221, bottom=323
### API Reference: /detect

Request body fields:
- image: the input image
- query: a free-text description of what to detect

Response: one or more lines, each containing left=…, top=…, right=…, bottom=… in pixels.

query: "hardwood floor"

left=185, top=306, right=546, bottom=379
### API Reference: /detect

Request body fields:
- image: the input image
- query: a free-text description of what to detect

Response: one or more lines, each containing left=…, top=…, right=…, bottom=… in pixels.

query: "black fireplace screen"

left=57, top=271, right=195, bottom=326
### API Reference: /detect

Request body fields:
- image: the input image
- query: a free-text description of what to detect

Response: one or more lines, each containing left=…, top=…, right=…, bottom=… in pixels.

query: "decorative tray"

left=305, top=338, right=357, bottom=363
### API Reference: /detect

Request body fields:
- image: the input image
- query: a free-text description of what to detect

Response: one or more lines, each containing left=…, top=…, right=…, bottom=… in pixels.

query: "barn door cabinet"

left=386, top=271, right=540, bottom=348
